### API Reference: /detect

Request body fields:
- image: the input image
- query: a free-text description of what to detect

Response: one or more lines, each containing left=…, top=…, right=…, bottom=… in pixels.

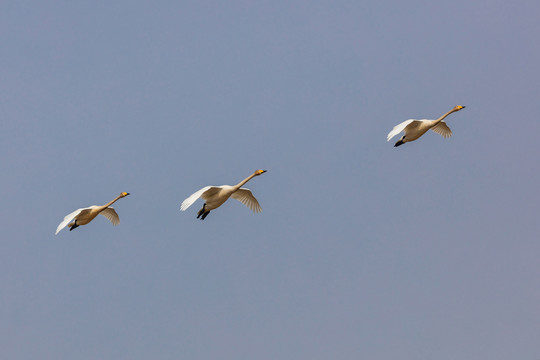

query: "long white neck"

left=233, top=173, right=257, bottom=191
left=434, top=108, right=458, bottom=125
left=98, top=194, right=123, bottom=211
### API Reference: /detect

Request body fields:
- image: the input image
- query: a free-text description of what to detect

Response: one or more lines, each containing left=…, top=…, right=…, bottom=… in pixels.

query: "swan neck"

left=100, top=194, right=123, bottom=210
left=233, top=173, right=256, bottom=190
left=435, top=108, right=457, bottom=124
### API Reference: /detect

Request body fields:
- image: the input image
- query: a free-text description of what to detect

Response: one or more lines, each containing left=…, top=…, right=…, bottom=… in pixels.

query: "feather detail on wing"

left=431, top=121, right=453, bottom=138
left=231, top=188, right=262, bottom=213
left=100, top=207, right=120, bottom=226
left=55, top=207, right=87, bottom=235
left=180, top=186, right=222, bottom=211
left=387, top=119, right=416, bottom=141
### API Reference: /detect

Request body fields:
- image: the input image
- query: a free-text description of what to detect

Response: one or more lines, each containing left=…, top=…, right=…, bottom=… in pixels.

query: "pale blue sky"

left=1, top=1, right=540, bottom=359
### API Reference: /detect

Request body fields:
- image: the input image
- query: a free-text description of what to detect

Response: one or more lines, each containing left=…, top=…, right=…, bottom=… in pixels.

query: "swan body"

left=387, top=105, right=465, bottom=147
left=180, top=170, right=266, bottom=220
left=55, top=192, right=130, bottom=234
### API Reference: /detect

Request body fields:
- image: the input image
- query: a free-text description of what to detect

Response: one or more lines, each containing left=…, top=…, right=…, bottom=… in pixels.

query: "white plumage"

left=180, top=170, right=266, bottom=220
left=387, top=105, right=465, bottom=147
left=55, top=192, right=129, bottom=234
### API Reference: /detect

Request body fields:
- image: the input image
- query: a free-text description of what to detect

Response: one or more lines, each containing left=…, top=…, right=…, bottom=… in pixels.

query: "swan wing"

left=431, top=121, right=453, bottom=138
left=100, top=207, right=120, bottom=226
left=55, top=207, right=88, bottom=235
left=387, top=119, right=417, bottom=141
left=231, top=188, right=262, bottom=213
left=180, top=186, right=223, bottom=211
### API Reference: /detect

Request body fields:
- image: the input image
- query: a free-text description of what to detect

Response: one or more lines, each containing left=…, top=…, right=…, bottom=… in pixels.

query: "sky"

left=1, top=0, right=540, bottom=359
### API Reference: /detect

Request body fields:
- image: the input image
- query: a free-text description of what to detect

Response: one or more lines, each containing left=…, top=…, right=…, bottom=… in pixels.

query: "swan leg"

left=69, top=221, right=79, bottom=231
left=200, top=211, right=210, bottom=220
left=197, top=204, right=206, bottom=219
left=394, top=136, right=405, bottom=147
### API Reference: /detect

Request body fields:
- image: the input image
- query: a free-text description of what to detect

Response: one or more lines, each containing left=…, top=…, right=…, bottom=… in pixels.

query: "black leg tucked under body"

left=197, top=203, right=210, bottom=220
left=394, top=136, right=405, bottom=147
left=69, top=221, right=79, bottom=231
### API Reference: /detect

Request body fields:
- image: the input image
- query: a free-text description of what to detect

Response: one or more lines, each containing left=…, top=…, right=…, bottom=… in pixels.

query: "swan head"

left=254, top=169, right=267, bottom=176
left=454, top=105, right=466, bottom=111
left=120, top=192, right=130, bottom=197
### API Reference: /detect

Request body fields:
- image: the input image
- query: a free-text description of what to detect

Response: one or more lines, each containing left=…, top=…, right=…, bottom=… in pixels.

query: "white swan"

left=180, top=170, right=267, bottom=220
left=55, top=192, right=130, bottom=234
left=387, top=105, right=466, bottom=147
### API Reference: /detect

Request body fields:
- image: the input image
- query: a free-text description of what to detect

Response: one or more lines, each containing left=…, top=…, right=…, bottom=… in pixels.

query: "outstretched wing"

left=431, top=121, right=453, bottom=138
left=231, top=188, right=262, bottom=213
left=55, top=207, right=88, bottom=235
left=100, top=207, right=120, bottom=226
left=180, top=186, right=223, bottom=211
left=387, top=119, right=417, bottom=141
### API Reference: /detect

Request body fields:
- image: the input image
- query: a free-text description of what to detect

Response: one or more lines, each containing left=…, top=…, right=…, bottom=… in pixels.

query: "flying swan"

left=180, top=170, right=267, bottom=220
left=387, top=105, right=466, bottom=147
left=55, top=192, right=130, bottom=234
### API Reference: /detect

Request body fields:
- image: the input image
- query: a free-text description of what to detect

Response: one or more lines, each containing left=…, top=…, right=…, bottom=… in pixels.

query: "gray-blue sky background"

left=1, top=1, right=539, bottom=359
